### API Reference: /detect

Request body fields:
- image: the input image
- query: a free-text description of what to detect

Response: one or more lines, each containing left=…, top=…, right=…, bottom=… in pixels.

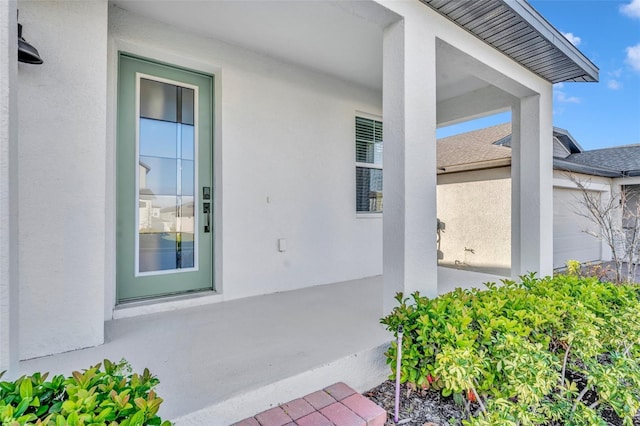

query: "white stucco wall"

left=1, top=0, right=19, bottom=372
left=106, top=7, right=383, bottom=313
left=437, top=168, right=511, bottom=273
left=17, top=0, right=108, bottom=359
left=436, top=168, right=612, bottom=275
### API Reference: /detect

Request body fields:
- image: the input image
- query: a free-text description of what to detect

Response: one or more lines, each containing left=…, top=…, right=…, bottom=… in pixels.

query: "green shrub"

left=565, top=259, right=582, bottom=277
left=0, top=359, right=171, bottom=426
left=381, top=273, right=640, bottom=425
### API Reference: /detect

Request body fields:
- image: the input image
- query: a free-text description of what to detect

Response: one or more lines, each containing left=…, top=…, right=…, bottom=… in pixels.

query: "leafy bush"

left=564, top=259, right=615, bottom=282
left=0, top=359, right=171, bottom=426
left=381, top=273, right=640, bottom=425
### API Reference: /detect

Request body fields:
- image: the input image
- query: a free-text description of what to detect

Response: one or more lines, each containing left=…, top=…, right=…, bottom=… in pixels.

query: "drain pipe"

left=394, top=325, right=403, bottom=423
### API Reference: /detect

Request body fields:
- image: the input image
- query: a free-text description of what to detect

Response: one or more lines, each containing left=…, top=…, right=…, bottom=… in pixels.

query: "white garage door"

left=553, top=187, right=602, bottom=269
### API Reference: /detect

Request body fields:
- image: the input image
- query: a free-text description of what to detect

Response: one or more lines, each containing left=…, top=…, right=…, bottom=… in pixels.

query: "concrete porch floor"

left=17, top=268, right=505, bottom=425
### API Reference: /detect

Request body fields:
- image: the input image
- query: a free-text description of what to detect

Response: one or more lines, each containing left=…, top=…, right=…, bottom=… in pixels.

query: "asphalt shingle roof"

left=437, top=123, right=640, bottom=177
left=437, top=123, right=512, bottom=170
left=566, top=145, right=640, bottom=174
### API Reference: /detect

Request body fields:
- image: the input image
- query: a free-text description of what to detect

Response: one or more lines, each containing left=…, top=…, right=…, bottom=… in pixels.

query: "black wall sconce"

left=18, top=12, right=43, bottom=64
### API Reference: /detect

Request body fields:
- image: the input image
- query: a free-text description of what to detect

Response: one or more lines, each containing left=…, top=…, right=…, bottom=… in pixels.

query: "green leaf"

left=0, top=403, right=14, bottom=418
left=134, top=397, right=146, bottom=411
left=30, top=396, right=40, bottom=408
left=67, top=411, right=80, bottom=426
left=129, top=410, right=146, bottom=426
left=49, top=401, right=63, bottom=414
left=16, top=413, right=37, bottom=423
left=104, top=359, right=114, bottom=375
left=95, top=407, right=113, bottom=422
left=15, top=397, right=30, bottom=416
left=0, top=382, right=15, bottom=392
left=19, top=378, right=33, bottom=399
left=61, top=400, right=76, bottom=413
left=36, top=404, right=48, bottom=416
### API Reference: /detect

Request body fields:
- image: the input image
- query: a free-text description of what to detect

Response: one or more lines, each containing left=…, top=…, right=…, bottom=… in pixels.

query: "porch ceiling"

left=111, top=1, right=391, bottom=91
left=111, top=0, right=490, bottom=101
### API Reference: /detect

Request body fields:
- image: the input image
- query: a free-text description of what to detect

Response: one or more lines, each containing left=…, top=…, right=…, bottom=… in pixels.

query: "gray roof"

left=437, top=123, right=638, bottom=177
left=421, top=0, right=599, bottom=83
left=566, top=145, right=640, bottom=176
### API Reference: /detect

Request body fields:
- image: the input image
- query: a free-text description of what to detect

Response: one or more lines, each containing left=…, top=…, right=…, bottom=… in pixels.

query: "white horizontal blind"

left=355, top=117, right=383, bottom=213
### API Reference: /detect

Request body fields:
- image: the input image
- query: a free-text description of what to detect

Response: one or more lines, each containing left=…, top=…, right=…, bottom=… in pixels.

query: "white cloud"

left=609, top=68, right=623, bottom=78
left=562, top=32, right=581, bottom=47
left=626, top=44, right=640, bottom=72
left=608, top=79, right=622, bottom=90
left=554, top=88, right=581, bottom=104
left=553, top=83, right=581, bottom=104
left=621, top=0, right=640, bottom=19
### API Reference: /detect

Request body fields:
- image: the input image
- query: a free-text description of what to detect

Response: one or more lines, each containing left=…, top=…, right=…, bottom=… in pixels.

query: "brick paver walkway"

left=233, top=382, right=387, bottom=426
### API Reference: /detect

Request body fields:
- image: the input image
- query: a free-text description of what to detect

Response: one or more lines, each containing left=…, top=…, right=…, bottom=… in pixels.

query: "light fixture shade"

left=18, top=23, right=43, bottom=64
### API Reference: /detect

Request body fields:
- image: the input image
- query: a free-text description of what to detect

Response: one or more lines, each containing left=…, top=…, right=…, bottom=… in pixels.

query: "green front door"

left=116, top=53, right=214, bottom=302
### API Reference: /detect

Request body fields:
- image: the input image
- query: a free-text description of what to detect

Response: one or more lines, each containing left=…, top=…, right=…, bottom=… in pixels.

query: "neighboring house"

left=437, top=123, right=640, bottom=271
left=1, top=0, right=598, bottom=408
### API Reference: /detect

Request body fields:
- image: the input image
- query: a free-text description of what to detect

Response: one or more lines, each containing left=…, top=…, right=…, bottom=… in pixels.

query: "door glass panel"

left=180, top=159, right=194, bottom=196
left=140, top=78, right=178, bottom=122
left=180, top=88, right=195, bottom=125
left=140, top=119, right=178, bottom=158
left=139, top=155, right=178, bottom=195
left=137, top=77, right=197, bottom=275
left=178, top=195, right=195, bottom=268
left=181, top=125, right=194, bottom=160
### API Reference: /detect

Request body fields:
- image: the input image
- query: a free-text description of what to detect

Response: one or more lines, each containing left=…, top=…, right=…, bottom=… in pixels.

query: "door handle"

left=203, top=202, right=211, bottom=233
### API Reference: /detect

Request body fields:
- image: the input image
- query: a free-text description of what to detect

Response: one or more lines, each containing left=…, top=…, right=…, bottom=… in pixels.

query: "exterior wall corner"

left=0, top=0, right=19, bottom=374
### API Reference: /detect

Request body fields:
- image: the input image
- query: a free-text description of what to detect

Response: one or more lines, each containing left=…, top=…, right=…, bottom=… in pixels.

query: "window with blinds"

left=355, top=116, right=383, bottom=213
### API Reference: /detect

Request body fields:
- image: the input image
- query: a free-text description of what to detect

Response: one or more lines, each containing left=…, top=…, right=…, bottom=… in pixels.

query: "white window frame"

left=355, top=114, right=383, bottom=218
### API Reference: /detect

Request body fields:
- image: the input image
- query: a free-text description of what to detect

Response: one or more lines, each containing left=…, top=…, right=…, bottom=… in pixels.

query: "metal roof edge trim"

left=552, top=126, right=584, bottom=153
left=506, top=0, right=599, bottom=82
left=489, top=128, right=582, bottom=153
left=437, top=158, right=512, bottom=174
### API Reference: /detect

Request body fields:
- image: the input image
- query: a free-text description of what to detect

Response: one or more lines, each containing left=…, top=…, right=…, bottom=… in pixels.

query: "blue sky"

left=437, top=0, right=640, bottom=151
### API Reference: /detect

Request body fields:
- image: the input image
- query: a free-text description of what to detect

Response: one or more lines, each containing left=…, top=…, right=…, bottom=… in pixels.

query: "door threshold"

left=113, top=289, right=223, bottom=320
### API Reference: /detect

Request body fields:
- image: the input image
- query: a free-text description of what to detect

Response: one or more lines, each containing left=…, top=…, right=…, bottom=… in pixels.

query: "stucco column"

left=511, top=94, right=554, bottom=278
left=17, top=1, right=108, bottom=359
left=0, top=0, right=19, bottom=374
left=382, top=18, right=438, bottom=314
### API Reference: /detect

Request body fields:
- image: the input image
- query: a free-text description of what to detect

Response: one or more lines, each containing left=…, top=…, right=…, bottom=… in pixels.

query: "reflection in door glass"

left=138, top=78, right=196, bottom=273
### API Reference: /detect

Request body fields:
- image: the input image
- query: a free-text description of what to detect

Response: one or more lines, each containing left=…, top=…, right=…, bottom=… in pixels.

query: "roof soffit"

left=420, top=0, right=599, bottom=84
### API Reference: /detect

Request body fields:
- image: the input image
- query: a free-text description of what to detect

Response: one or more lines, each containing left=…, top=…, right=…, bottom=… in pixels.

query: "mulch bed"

left=365, top=380, right=640, bottom=426
left=365, top=381, right=465, bottom=426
